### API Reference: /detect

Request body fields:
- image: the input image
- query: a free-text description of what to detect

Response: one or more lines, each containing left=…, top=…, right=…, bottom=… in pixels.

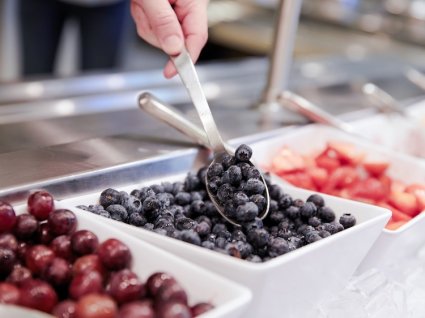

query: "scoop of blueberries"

left=0, top=191, right=213, bottom=318
left=79, top=144, right=357, bottom=263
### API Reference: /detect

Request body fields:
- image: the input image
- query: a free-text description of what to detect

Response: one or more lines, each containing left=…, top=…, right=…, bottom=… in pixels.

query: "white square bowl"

left=246, top=125, right=425, bottom=272
left=62, top=173, right=390, bottom=318
left=1, top=202, right=252, bottom=318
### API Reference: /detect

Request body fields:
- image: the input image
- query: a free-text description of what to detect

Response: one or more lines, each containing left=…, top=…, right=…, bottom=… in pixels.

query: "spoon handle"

left=278, top=90, right=356, bottom=134
left=171, top=48, right=227, bottom=154
left=138, top=92, right=234, bottom=154
left=362, top=83, right=407, bottom=117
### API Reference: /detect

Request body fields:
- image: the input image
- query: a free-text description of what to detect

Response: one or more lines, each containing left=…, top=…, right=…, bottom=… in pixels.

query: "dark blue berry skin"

left=232, top=229, right=246, bottom=242
left=268, top=184, right=282, bottom=200
left=339, top=214, right=356, bottom=229
left=106, top=204, right=128, bottom=222
left=143, top=196, right=160, bottom=212
left=237, top=242, right=253, bottom=259
left=195, top=222, right=211, bottom=237
left=191, top=192, right=203, bottom=202
left=300, top=202, right=317, bottom=219
left=288, top=236, right=304, bottom=249
left=246, top=255, right=262, bottom=263
left=120, top=194, right=142, bottom=215
left=150, top=184, right=164, bottom=194
left=190, top=200, right=205, bottom=216
left=277, top=228, right=293, bottom=240
left=87, top=205, right=105, bottom=214
left=197, top=167, right=208, bottom=186
left=215, top=237, right=228, bottom=249
left=293, top=199, right=305, bottom=208
left=184, top=172, right=201, bottom=192
left=318, top=230, right=331, bottom=238
left=203, top=201, right=218, bottom=217
left=269, top=200, right=279, bottom=213
left=169, top=230, right=181, bottom=240
left=171, top=182, right=184, bottom=196
left=180, top=230, right=201, bottom=246
left=235, top=202, right=259, bottom=223
left=217, top=184, right=234, bottom=203
left=269, top=211, right=285, bottom=224
left=221, top=171, right=231, bottom=185
left=225, top=243, right=242, bottom=258
left=174, top=192, right=191, bottom=206
left=212, top=223, right=227, bottom=235
left=216, top=229, right=232, bottom=240
left=243, top=217, right=264, bottom=231
left=305, top=231, right=322, bottom=244
left=285, top=206, right=300, bottom=219
left=99, top=188, right=121, bottom=208
left=297, top=225, right=315, bottom=236
left=244, top=179, right=265, bottom=195
left=175, top=217, right=197, bottom=231
left=238, top=162, right=251, bottom=179
left=161, top=182, right=174, bottom=193
left=156, top=193, right=173, bottom=209
left=137, top=187, right=155, bottom=202
left=196, top=215, right=212, bottom=227
left=206, top=233, right=217, bottom=243
left=247, top=228, right=270, bottom=249
left=207, top=163, right=224, bottom=179
left=221, top=154, right=236, bottom=170
left=278, top=193, right=293, bottom=210
left=155, top=218, right=175, bottom=232
left=228, top=166, right=242, bottom=186
left=207, top=176, right=221, bottom=194
left=308, top=216, right=321, bottom=227
left=318, top=207, right=336, bottom=222
left=333, top=222, right=344, bottom=233
left=130, top=189, right=142, bottom=198
left=323, top=223, right=338, bottom=234
left=268, top=237, right=290, bottom=257
left=233, top=192, right=249, bottom=206
left=128, top=213, right=147, bottom=227
left=224, top=201, right=236, bottom=219
left=246, top=167, right=261, bottom=180
left=307, top=194, right=325, bottom=208
left=201, top=241, right=215, bottom=250
left=235, top=144, right=253, bottom=162
left=143, top=223, right=154, bottom=231
left=250, top=194, right=266, bottom=212
left=98, top=210, right=111, bottom=219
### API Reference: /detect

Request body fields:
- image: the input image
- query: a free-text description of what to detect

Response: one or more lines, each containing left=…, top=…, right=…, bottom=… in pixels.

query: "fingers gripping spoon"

left=170, top=49, right=270, bottom=226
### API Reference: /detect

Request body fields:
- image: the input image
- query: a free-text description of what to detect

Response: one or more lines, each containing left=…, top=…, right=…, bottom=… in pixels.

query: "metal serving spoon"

left=138, top=89, right=270, bottom=226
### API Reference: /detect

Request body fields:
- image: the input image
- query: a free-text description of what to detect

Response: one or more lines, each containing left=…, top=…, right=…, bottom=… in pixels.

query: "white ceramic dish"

left=63, top=173, right=390, bottom=318
left=2, top=202, right=251, bottom=318
left=247, top=125, right=425, bottom=272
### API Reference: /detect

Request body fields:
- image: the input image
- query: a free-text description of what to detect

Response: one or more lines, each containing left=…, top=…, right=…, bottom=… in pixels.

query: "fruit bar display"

left=77, top=144, right=356, bottom=263
left=0, top=191, right=214, bottom=318
left=268, top=140, right=425, bottom=230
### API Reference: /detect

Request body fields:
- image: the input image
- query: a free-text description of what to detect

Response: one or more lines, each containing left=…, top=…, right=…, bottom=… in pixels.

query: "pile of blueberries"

left=79, top=144, right=356, bottom=263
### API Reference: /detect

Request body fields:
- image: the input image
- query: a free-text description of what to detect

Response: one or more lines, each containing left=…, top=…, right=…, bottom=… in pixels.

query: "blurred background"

left=2, top=0, right=425, bottom=81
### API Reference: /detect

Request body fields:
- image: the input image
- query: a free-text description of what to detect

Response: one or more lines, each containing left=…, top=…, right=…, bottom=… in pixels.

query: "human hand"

left=131, top=0, right=209, bottom=78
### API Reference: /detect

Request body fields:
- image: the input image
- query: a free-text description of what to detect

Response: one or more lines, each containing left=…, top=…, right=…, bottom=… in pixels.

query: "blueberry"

left=161, top=182, right=174, bottom=193
left=308, top=216, right=321, bottom=227
left=225, top=243, right=242, bottom=258
left=174, top=192, right=191, bottom=206
left=247, top=228, right=269, bottom=248
left=197, top=167, right=208, bottom=186
left=268, top=184, right=282, bottom=200
left=99, top=188, right=121, bottom=208
left=292, top=199, right=305, bottom=208
left=236, top=181, right=246, bottom=192
left=106, top=204, right=128, bottom=222
left=288, top=236, right=304, bottom=249
left=278, top=193, right=293, bottom=210
left=246, top=167, right=261, bottom=180
left=339, top=213, right=356, bottom=229
left=87, top=204, right=105, bottom=214
left=269, top=200, right=278, bottom=212
left=180, top=230, right=201, bottom=246
left=224, top=200, right=236, bottom=219
left=221, top=171, right=231, bottom=185
left=215, top=237, right=228, bottom=249
left=305, top=231, right=322, bottom=244
left=227, top=165, right=242, bottom=186
left=150, top=184, right=164, bottom=194
left=238, top=162, right=251, bottom=179
left=297, top=225, right=315, bottom=236
left=323, top=223, right=338, bottom=234
left=217, top=184, right=234, bottom=203
left=203, top=201, right=218, bottom=217
left=269, top=211, right=285, bottom=224
left=255, top=246, right=269, bottom=258
left=201, top=241, right=215, bottom=250
left=250, top=194, right=267, bottom=212
left=143, top=223, right=154, bottom=231
left=268, top=237, right=290, bottom=257
left=153, top=228, right=167, bottom=236
left=235, top=144, right=252, bottom=162
left=206, top=233, right=217, bottom=243
left=77, top=205, right=89, bottom=211
left=138, top=187, right=156, bottom=202
left=155, top=218, right=175, bottom=232
left=318, top=230, right=331, bottom=238
left=98, top=210, right=111, bottom=219
left=128, top=213, right=147, bottom=227
left=207, top=176, right=221, bottom=194
left=300, top=202, right=317, bottom=219
left=333, top=222, right=345, bottom=233
left=169, top=230, right=181, bottom=240
left=237, top=241, right=253, bottom=259
left=246, top=255, right=262, bottom=263
left=232, top=192, right=249, bottom=206
left=143, top=196, right=160, bottom=212
left=212, top=223, right=228, bottom=235
left=242, top=217, right=264, bottom=231
left=130, top=189, right=141, bottom=198
left=232, top=229, right=246, bottom=242
left=285, top=206, right=300, bottom=219
left=190, top=200, right=205, bottom=216
left=221, top=154, right=236, bottom=170
left=318, top=206, right=336, bottom=222
left=169, top=205, right=184, bottom=216
left=196, top=215, right=212, bottom=227
left=175, top=217, right=196, bottom=231
left=190, top=192, right=203, bottom=202
left=245, top=179, right=265, bottom=195
left=235, top=202, right=259, bottom=222
left=195, top=221, right=211, bottom=237
left=120, top=194, right=142, bottom=215
left=277, top=228, right=293, bottom=240
left=207, top=163, right=224, bottom=179
left=216, top=229, right=232, bottom=240
left=184, top=172, right=201, bottom=192
left=307, top=194, right=325, bottom=208
left=171, top=182, right=184, bottom=196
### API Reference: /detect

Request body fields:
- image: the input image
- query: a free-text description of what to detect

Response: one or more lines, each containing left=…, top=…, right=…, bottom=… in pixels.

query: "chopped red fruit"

left=271, top=148, right=305, bottom=174
left=282, top=172, right=316, bottom=191
left=386, top=220, right=407, bottom=230
left=363, top=160, right=390, bottom=176
left=315, top=151, right=340, bottom=172
left=327, top=141, right=365, bottom=165
left=388, top=191, right=419, bottom=217
left=308, top=167, right=328, bottom=189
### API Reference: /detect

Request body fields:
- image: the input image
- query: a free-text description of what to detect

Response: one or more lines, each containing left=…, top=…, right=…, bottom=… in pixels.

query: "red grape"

left=156, top=282, right=188, bottom=306
left=71, top=230, right=99, bottom=255
left=156, top=301, right=192, bottom=318
left=0, top=201, right=16, bottom=233
left=52, top=300, right=76, bottom=318
left=43, top=257, right=72, bottom=287
left=14, top=214, right=38, bottom=240
left=6, top=266, right=32, bottom=287
left=0, top=233, right=18, bottom=253
left=25, top=245, right=55, bottom=275
left=37, top=222, right=54, bottom=245
left=50, top=235, right=74, bottom=261
left=28, top=191, right=55, bottom=221
left=191, top=302, right=214, bottom=316
left=75, top=293, right=117, bottom=318
left=97, top=239, right=131, bottom=271
left=48, top=209, right=77, bottom=236
left=146, top=272, right=176, bottom=297
left=118, top=300, right=155, bottom=318
left=0, top=282, right=20, bottom=304
left=0, top=248, right=16, bottom=277
left=69, top=271, right=103, bottom=300
left=107, top=269, right=145, bottom=305
left=19, top=279, right=58, bottom=313
left=73, top=254, right=105, bottom=277
left=16, top=241, right=30, bottom=261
